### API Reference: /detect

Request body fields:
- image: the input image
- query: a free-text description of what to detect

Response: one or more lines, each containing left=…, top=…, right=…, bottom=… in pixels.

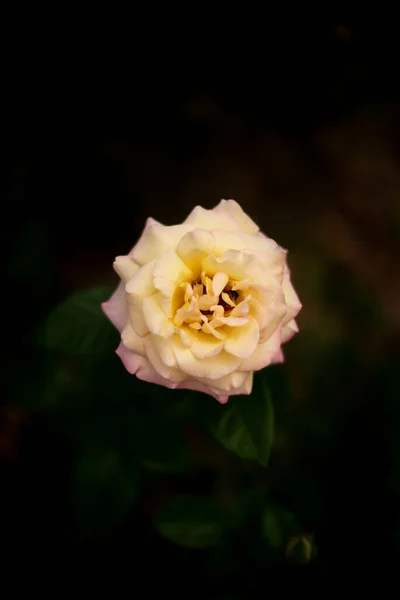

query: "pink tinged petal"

left=217, top=395, right=229, bottom=404
left=214, top=199, right=259, bottom=235
left=121, top=321, right=145, bottom=355
left=281, top=319, right=299, bottom=343
left=142, top=293, right=176, bottom=338
left=171, top=337, right=241, bottom=380
left=224, top=316, right=260, bottom=359
left=116, top=343, right=148, bottom=375
left=212, top=272, right=229, bottom=296
left=271, top=348, right=284, bottom=364
left=183, top=205, right=240, bottom=231
left=282, top=266, right=302, bottom=324
left=130, top=220, right=193, bottom=266
left=153, top=249, right=194, bottom=297
left=101, top=282, right=127, bottom=333
left=113, top=256, right=140, bottom=283
left=238, top=328, right=282, bottom=371
left=175, top=229, right=215, bottom=275
left=118, top=342, right=181, bottom=389
left=173, top=379, right=229, bottom=403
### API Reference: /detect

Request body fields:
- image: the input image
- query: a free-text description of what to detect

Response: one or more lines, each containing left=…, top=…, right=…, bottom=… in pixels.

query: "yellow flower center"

left=173, top=271, right=251, bottom=340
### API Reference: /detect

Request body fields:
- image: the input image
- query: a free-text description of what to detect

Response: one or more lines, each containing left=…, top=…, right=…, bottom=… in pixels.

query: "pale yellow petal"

left=212, top=272, right=229, bottom=296
left=238, top=328, right=282, bottom=371
left=121, top=321, right=146, bottom=355
left=113, top=256, right=140, bottom=283
left=171, top=337, right=241, bottom=379
left=202, top=250, right=267, bottom=286
left=175, top=229, right=215, bottom=276
left=224, top=316, right=260, bottom=358
left=142, top=293, right=176, bottom=338
left=144, top=335, right=186, bottom=383
left=153, top=249, right=194, bottom=297
left=125, top=260, right=157, bottom=303
left=190, top=333, right=225, bottom=359
left=214, top=199, right=259, bottom=235
left=183, top=205, right=240, bottom=231
left=282, top=266, right=302, bottom=324
left=131, top=221, right=192, bottom=265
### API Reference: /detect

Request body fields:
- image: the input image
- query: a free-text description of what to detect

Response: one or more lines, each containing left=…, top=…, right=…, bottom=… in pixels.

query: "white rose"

left=102, top=200, right=301, bottom=403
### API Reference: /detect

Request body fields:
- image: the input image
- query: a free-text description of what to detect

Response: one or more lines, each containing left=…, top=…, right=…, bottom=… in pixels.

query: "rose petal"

left=214, top=199, right=259, bottom=235
left=113, top=256, right=140, bottom=282
left=142, top=293, right=176, bottom=338
left=101, top=282, right=127, bottom=333
left=131, top=220, right=192, bottom=266
left=153, top=249, right=193, bottom=297
left=212, top=272, right=229, bottom=296
left=238, top=328, right=282, bottom=371
left=224, top=316, right=260, bottom=358
left=281, top=318, right=299, bottom=343
left=171, top=337, right=241, bottom=379
left=121, top=321, right=145, bottom=355
left=190, top=332, right=225, bottom=359
left=176, top=229, right=215, bottom=275
left=183, top=205, right=240, bottom=231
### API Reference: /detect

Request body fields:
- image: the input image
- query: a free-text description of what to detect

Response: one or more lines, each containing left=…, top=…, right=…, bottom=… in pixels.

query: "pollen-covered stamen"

left=175, top=273, right=251, bottom=338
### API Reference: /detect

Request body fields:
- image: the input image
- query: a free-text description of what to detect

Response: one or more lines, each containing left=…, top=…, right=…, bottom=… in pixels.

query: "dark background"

left=3, top=22, right=400, bottom=582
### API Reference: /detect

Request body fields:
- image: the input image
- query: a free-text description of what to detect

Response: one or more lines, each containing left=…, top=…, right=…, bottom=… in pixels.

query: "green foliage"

left=154, top=498, right=224, bottom=548
left=191, top=376, right=274, bottom=467
left=262, top=504, right=301, bottom=550
left=41, top=286, right=117, bottom=355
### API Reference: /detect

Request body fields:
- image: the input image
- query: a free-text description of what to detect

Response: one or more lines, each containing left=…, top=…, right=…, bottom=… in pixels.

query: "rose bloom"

left=102, top=200, right=301, bottom=403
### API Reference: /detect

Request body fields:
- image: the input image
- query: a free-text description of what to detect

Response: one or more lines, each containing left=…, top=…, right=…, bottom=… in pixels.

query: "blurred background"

left=3, top=21, right=400, bottom=582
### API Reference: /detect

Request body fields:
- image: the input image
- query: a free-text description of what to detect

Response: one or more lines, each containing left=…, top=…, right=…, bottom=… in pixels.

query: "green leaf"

left=42, top=286, right=117, bottom=355
left=154, top=498, right=224, bottom=549
left=194, top=377, right=274, bottom=467
left=262, top=504, right=301, bottom=550
left=73, top=446, right=139, bottom=535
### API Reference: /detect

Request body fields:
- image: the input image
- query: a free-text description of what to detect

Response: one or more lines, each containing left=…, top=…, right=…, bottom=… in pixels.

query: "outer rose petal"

left=282, top=266, right=302, bottom=325
left=281, top=318, right=299, bottom=343
left=214, top=199, right=259, bottom=235
left=101, top=282, right=127, bottom=333
left=238, top=327, right=283, bottom=371
left=171, top=337, right=241, bottom=379
left=113, top=256, right=140, bottom=283
left=130, top=220, right=193, bottom=266
left=184, top=205, right=241, bottom=231
left=211, top=229, right=285, bottom=281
